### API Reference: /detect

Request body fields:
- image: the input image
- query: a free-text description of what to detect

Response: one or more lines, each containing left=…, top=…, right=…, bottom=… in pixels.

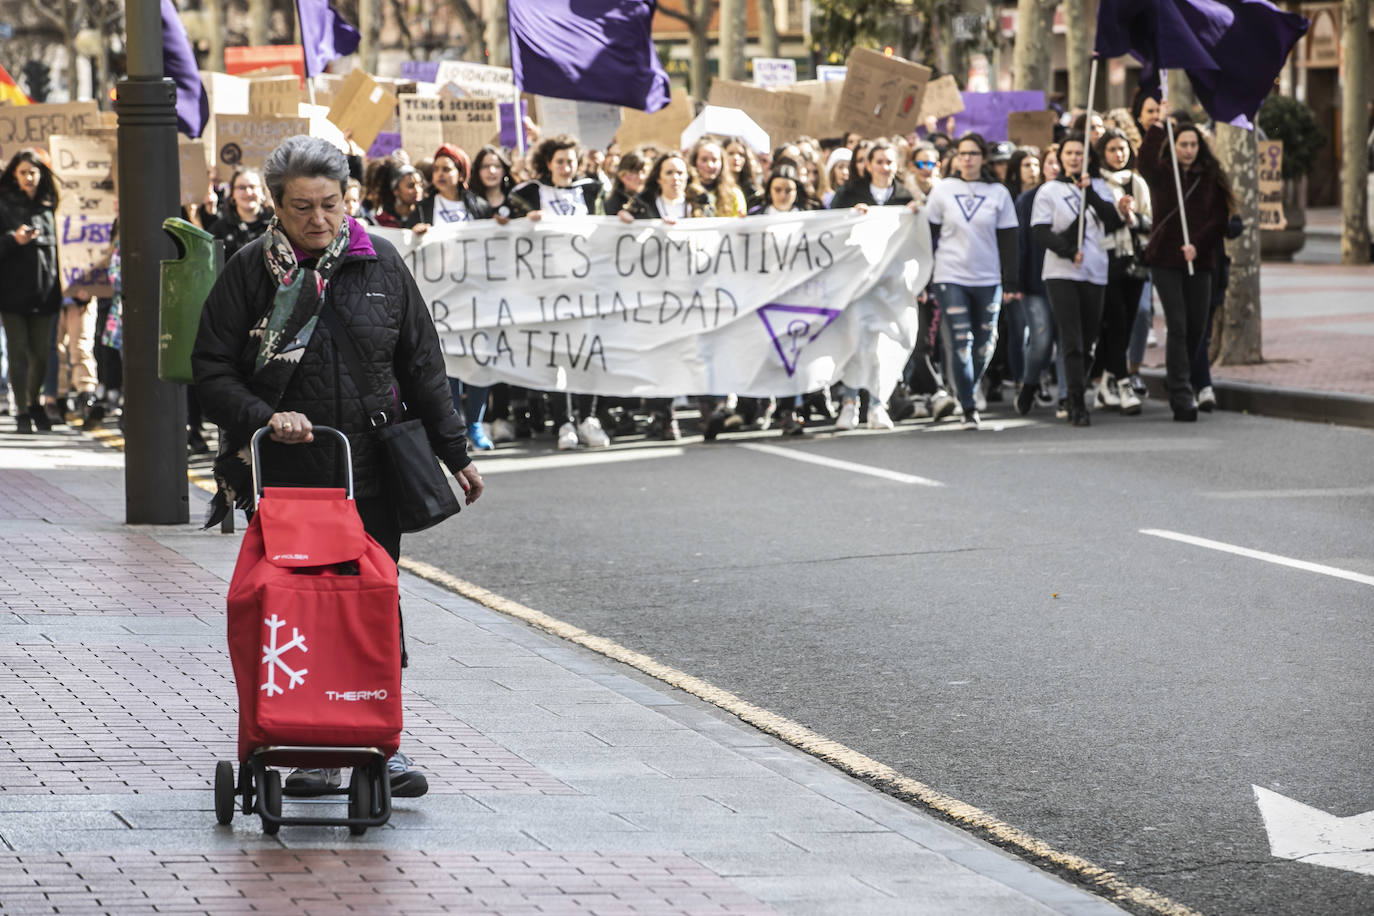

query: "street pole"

left=117, top=0, right=189, bottom=524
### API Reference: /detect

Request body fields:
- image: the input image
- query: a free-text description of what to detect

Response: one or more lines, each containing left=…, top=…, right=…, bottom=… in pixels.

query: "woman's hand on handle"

left=268, top=411, right=313, bottom=444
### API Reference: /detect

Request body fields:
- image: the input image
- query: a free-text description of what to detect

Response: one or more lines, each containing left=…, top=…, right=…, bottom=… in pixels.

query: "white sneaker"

left=1095, top=374, right=1121, bottom=409
left=961, top=410, right=981, bottom=430
left=835, top=399, right=859, bottom=430
left=867, top=402, right=894, bottom=430
left=931, top=391, right=957, bottom=420
left=974, top=385, right=987, bottom=412
left=489, top=418, right=516, bottom=443
left=910, top=399, right=931, bottom=419
left=1118, top=378, right=1142, bottom=415
left=556, top=422, right=579, bottom=450
left=577, top=416, right=610, bottom=448
left=1197, top=385, right=1217, bottom=412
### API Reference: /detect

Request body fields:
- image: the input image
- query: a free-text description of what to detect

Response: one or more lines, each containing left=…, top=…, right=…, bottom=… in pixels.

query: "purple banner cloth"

left=1095, top=0, right=1308, bottom=127
left=161, top=0, right=209, bottom=137
left=400, top=61, right=440, bottom=83
left=367, top=131, right=402, bottom=159
left=508, top=0, right=670, bottom=112
left=948, top=91, right=1046, bottom=142
left=499, top=101, right=528, bottom=148
left=296, top=0, right=361, bottom=78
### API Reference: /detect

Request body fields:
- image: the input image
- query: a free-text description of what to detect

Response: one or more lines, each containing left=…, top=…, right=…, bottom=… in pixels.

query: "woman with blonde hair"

left=688, top=137, right=746, bottom=217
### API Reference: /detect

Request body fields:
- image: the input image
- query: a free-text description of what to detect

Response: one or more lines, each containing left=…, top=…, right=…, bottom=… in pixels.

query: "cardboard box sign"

left=179, top=139, right=209, bottom=209
left=791, top=79, right=845, bottom=139
left=615, top=86, right=693, bottom=153
left=398, top=95, right=498, bottom=163
left=49, top=133, right=117, bottom=296
left=0, top=101, right=101, bottom=161
left=248, top=76, right=303, bottom=117
left=214, top=114, right=309, bottom=174
left=1006, top=110, right=1057, bottom=152
left=707, top=80, right=811, bottom=149
left=326, top=69, right=399, bottom=151
left=836, top=48, right=931, bottom=138
left=918, top=75, right=965, bottom=122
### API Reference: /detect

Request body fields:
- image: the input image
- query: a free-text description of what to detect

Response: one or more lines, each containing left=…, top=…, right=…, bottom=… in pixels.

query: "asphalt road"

left=406, top=404, right=1374, bottom=916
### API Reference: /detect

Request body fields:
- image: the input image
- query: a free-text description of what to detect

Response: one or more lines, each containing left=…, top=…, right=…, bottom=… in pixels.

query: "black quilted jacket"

left=192, top=226, right=469, bottom=499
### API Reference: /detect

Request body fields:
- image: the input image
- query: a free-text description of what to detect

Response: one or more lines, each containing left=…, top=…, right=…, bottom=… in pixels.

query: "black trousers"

left=1044, top=279, right=1106, bottom=400
left=356, top=495, right=406, bottom=666
left=1150, top=266, right=1213, bottom=411
left=1092, top=266, right=1145, bottom=381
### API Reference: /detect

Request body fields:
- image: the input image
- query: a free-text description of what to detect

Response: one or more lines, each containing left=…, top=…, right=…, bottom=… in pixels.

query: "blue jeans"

left=1127, top=280, right=1153, bottom=368
left=936, top=283, right=1001, bottom=412
left=1020, top=293, right=1056, bottom=385
left=447, top=378, right=489, bottom=426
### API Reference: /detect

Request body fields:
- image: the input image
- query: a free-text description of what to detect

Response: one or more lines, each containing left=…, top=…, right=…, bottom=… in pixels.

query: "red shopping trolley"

left=214, top=426, right=401, bottom=835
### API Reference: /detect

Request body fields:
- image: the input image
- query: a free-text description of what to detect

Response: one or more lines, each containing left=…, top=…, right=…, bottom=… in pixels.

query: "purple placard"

left=400, top=60, right=440, bottom=83
left=499, top=100, right=528, bottom=147
left=367, top=131, right=402, bottom=159
left=949, top=91, right=1047, bottom=142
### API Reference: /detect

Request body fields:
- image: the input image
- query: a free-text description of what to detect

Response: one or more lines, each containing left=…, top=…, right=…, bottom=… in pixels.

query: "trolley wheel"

left=214, top=760, right=235, bottom=825
left=260, top=769, right=282, bottom=836
left=348, top=767, right=371, bottom=836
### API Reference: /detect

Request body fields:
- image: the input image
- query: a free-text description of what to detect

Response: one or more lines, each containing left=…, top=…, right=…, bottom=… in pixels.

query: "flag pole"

left=506, top=4, right=525, bottom=158
left=1160, top=70, right=1195, bottom=277
left=1078, top=55, right=1099, bottom=252
left=293, top=1, right=318, bottom=106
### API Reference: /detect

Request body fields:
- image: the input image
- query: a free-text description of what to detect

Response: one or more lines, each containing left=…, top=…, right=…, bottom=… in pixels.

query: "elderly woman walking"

left=193, top=136, right=484, bottom=799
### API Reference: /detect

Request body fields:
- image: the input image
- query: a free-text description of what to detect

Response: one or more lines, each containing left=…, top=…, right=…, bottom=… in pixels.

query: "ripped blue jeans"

left=935, top=283, right=1002, bottom=412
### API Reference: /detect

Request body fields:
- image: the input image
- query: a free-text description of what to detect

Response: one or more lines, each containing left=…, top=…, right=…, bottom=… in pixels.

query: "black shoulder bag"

left=322, top=305, right=461, bottom=533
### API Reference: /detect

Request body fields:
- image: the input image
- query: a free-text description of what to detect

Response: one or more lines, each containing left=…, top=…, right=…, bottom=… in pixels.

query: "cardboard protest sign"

left=615, top=86, right=693, bottom=152
left=918, top=75, right=964, bottom=121
left=836, top=48, right=931, bottom=138
left=399, top=95, right=498, bottom=162
left=752, top=58, right=797, bottom=88
left=539, top=97, right=623, bottom=150
left=178, top=138, right=209, bottom=208
left=48, top=134, right=117, bottom=295
left=433, top=60, right=516, bottom=99
left=708, top=80, right=810, bottom=148
left=1258, top=140, right=1285, bottom=230
left=248, top=75, right=302, bottom=117
left=951, top=91, right=1045, bottom=142
left=791, top=79, right=845, bottom=138
left=0, top=101, right=101, bottom=161
left=214, top=114, right=308, bottom=174
left=1007, top=110, right=1056, bottom=152
left=326, top=69, right=398, bottom=150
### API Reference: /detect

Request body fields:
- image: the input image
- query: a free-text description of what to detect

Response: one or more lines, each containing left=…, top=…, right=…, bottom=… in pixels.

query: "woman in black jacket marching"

left=193, top=135, right=483, bottom=800
left=0, top=149, right=62, bottom=434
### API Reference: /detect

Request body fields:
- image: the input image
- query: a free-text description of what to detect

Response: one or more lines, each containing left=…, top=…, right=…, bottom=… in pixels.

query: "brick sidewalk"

left=0, top=434, right=1127, bottom=916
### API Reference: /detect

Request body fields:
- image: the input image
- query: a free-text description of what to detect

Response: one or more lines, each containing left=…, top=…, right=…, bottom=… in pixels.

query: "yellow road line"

left=400, top=555, right=1203, bottom=916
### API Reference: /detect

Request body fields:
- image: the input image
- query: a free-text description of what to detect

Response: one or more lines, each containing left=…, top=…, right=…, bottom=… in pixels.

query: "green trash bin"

left=159, top=217, right=222, bottom=384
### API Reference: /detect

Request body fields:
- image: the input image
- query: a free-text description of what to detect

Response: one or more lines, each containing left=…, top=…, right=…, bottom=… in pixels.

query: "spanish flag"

left=0, top=64, right=32, bottom=106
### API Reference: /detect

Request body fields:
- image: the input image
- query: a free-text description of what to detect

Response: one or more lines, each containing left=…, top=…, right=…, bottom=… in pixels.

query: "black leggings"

left=1150, top=266, right=1213, bottom=411
left=1092, top=266, right=1145, bottom=381
left=1044, top=279, right=1106, bottom=400
left=2, top=312, right=54, bottom=410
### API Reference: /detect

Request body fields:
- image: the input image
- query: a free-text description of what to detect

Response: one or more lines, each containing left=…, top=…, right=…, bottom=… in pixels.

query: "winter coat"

left=1138, top=125, right=1230, bottom=271
left=0, top=190, right=62, bottom=316
left=208, top=209, right=272, bottom=262
left=507, top=177, right=604, bottom=217
left=828, top=180, right=915, bottom=210
left=622, top=190, right=715, bottom=220
left=416, top=190, right=494, bottom=224
left=192, top=221, right=470, bottom=499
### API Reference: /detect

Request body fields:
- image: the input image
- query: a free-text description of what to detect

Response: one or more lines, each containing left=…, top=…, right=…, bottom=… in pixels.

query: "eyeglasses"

left=913, top=160, right=938, bottom=169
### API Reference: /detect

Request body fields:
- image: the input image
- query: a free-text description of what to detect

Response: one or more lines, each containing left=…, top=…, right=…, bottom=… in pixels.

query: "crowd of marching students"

left=0, top=85, right=1239, bottom=446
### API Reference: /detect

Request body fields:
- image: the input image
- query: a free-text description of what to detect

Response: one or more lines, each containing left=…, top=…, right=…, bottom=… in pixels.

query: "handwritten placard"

left=49, top=134, right=117, bottom=296
left=178, top=138, right=209, bottom=209
left=248, top=75, right=302, bottom=117
left=836, top=48, right=931, bottom=138
left=433, top=60, right=516, bottom=99
left=708, top=80, right=811, bottom=148
left=918, top=75, right=965, bottom=121
left=1006, top=110, right=1057, bottom=152
left=753, top=58, right=798, bottom=88
left=214, top=114, right=308, bottom=173
left=0, top=101, right=101, bottom=161
left=1258, top=140, right=1285, bottom=230
left=399, top=95, right=498, bottom=162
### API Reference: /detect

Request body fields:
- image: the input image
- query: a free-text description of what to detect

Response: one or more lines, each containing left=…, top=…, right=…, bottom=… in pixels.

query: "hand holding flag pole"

left=1160, top=71, right=1196, bottom=276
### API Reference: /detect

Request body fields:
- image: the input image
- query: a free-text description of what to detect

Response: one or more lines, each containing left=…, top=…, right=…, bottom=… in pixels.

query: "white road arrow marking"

left=1253, top=785, right=1374, bottom=877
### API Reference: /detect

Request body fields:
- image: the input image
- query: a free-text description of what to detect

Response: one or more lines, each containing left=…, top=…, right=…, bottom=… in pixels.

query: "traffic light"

left=21, top=60, right=51, bottom=102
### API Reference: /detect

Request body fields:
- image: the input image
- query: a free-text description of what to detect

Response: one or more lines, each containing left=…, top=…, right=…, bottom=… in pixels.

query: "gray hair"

left=262, top=135, right=350, bottom=204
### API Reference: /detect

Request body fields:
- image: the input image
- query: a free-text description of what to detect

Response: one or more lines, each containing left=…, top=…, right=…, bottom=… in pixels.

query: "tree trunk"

left=359, top=0, right=380, bottom=73
left=759, top=0, right=779, bottom=59
left=1064, top=0, right=1090, bottom=110
left=60, top=0, right=80, bottom=102
left=249, top=0, right=269, bottom=47
left=1340, top=0, right=1371, bottom=263
left=1214, top=123, right=1263, bottom=365
left=206, top=0, right=225, bottom=71
left=690, top=17, right=710, bottom=100
left=718, top=0, right=744, bottom=82
left=1012, top=0, right=1055, bottom=91
left=484, top=0, right=510, bottom=67
left=1166, top=69, right=1195, bottom=118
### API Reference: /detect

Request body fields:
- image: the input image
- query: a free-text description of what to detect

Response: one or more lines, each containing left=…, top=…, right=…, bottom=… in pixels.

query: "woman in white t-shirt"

left=1030, top=133, right=1131, bottom=427
left=924, top=133, right=1020, bottom=430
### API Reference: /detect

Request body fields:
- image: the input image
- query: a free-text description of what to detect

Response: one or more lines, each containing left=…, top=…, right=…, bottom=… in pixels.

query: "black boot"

left=1014, top=383, right=1037, bottom=416
left=29, top=403, right=52, bottom=432
left=1070, top=392, right=1091, bottom=427
left=15, top=414, right=33, bottom=434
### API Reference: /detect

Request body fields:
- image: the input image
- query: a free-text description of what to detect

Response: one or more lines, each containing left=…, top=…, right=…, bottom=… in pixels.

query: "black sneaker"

left=283, top=767, right=342, bottom=796
left=388, top=751, right=429, bottom=798
left=1014, top=384, right=1037, bottom=416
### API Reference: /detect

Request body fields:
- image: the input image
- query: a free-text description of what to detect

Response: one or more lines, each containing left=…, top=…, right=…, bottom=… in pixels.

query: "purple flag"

left=161, top=0, right=209, bottom=137
left=296, top=0, right=361, bottom=77
left=1095, top=0, right=1308, bottom=127
left=508, top=0, right=670, bottom=112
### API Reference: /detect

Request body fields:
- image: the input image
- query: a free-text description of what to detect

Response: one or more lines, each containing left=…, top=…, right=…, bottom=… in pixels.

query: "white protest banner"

left=214, top=114, right=308, bottom=173
left=375, top=209, right=932, bottom=398
left=537, top=97, right=623, bottom=150
left=753, top=58, right=798, bottom=88
left=49, top=134, right=117, bottom=296
left=0, top=101, right=101, bottom=161
left=1258, top=140, right=1286, bottom=230
left=433, top=60, right=516, bottom=99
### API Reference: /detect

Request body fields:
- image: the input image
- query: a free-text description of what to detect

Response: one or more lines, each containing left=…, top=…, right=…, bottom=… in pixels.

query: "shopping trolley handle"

left=250, top=424, right=353, bottom=501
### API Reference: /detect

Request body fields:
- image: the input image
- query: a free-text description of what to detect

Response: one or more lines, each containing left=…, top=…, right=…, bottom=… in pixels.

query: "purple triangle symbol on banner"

left=758, top=304, right=843, bottom=376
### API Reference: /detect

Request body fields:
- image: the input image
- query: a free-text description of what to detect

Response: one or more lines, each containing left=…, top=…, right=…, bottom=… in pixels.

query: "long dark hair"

left=642, top=152, right=708, bottom=215
left=1096, top=127, right=1138, bottom=171
left=0, top=149, right=58, bottom=208
left=471, top=145, right=514, bottom=195
left=1004, top=148, right=1040, bottom=199
left=1167, top=123, right=1237, bottom=214
left=1057, top=133, right=1102, bottom=180
left=530, top=134, right=580, bottom=183
left=1130, top=86, right=1161, bottom=133
left=951, top=132, right=1000, bottom=183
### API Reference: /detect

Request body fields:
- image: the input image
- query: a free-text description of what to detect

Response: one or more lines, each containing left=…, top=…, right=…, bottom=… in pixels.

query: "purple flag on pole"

left=1095, top=0, right=1308, bottom=127
left=161, top=0, right=209, bottom=137
left=508, top=0, right=670, bottom=112
left=296, top=0, right=361, bottom=77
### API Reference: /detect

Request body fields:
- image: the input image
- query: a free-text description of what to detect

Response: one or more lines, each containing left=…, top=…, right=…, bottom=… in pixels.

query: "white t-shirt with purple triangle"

left=925, top=178, right=1018, bottom=287
left=1031, top=177, right=1114, bottom=285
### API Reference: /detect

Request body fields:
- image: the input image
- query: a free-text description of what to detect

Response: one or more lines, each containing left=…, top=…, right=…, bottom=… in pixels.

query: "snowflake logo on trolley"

left=260, top=614, right=308, bottom=696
